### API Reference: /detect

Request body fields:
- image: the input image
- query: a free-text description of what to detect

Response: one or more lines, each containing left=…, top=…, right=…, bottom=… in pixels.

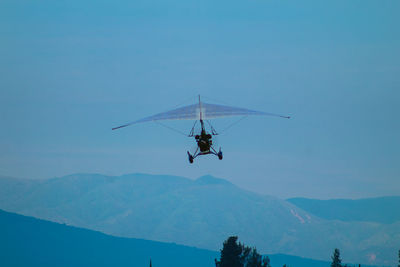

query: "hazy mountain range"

left=287, top=197, right=400, bottom=224
left=0, top=209, right=333, bottom=267
left=0, top=173, right=399, bottom=265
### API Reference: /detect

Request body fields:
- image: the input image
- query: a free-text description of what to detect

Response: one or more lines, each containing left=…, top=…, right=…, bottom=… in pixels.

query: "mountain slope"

left=0, top=209, right=338, bottom=267
left=0, top=174, right=399, bottom=265
left=287, top=196, right=400, bottom=224
left=0, top=209, right=217, bottom=267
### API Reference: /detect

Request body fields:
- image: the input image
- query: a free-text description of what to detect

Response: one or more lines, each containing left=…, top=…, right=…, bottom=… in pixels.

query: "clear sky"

left=1, top=0, right=399, bottom=199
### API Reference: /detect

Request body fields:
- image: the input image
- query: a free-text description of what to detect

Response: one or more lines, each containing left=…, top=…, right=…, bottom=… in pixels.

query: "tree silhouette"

left=215, top=236, right=243, bottom=267
left=215, top=236, right=271, bottom=267
left=398, top=249, right=400, bottom=267
left=244, top=247, right=271, bottom=267
left=331, top=248, right=342, bottom=267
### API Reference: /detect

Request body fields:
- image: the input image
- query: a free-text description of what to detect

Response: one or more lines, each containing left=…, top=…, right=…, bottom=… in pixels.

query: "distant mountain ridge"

left=0, top=209, right=335, bottom=267
left=0, top=173, right=399, bottom=265
left=288, top=196, right=400, bottom=224
left=195, top=175, right=234, bottom=186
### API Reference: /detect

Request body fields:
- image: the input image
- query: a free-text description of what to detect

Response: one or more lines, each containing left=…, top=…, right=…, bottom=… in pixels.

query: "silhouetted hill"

left=0, top=209, right=335, bottom=267
left=288, top=196, right=400, bottom=224
left=1, top=173, right=399, bottom=265
left=0, top=208, right=217, bottom=267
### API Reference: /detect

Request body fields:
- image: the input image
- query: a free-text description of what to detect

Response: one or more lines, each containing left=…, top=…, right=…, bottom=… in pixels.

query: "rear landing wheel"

left=187, top=151, right=194, bottom=164
left=217, top=149, right=223, bottom=160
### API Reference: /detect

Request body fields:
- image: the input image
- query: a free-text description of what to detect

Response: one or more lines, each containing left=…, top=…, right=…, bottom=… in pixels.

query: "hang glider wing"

left=112, top=102, right=289, bottom=130
left=201, top=103, right=290, bottom=119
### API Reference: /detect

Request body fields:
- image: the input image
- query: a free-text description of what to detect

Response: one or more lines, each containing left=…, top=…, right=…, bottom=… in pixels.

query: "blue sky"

left=1, top=0, right=399, bottom=198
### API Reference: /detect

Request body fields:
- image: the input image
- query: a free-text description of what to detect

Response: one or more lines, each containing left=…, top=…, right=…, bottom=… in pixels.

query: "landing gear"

left=187, top=151, right=194, bottom=164
left=217, top=148, right=223, bottom=160
left=187, top=148, right=222, bottom=163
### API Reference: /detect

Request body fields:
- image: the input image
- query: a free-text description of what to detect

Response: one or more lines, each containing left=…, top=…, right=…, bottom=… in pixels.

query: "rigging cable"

left=202, top=95, right=250, bottom=134
left=188, top=120, right=198, bottom=137
left=151, top=95, right=198, bottom=137
left=219, top=115, right=249, bottom=134
left=205, top=120, right=218, bottom=135
left=154, top=121, right=188, bottom=137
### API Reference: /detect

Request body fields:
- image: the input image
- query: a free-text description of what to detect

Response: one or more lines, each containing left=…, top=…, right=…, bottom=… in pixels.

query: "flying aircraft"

left=112, top=96, right=290, bottom=163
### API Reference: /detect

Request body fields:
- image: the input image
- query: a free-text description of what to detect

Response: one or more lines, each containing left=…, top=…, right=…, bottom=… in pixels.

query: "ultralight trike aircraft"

left=112, top=96, right=290, bottom=163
